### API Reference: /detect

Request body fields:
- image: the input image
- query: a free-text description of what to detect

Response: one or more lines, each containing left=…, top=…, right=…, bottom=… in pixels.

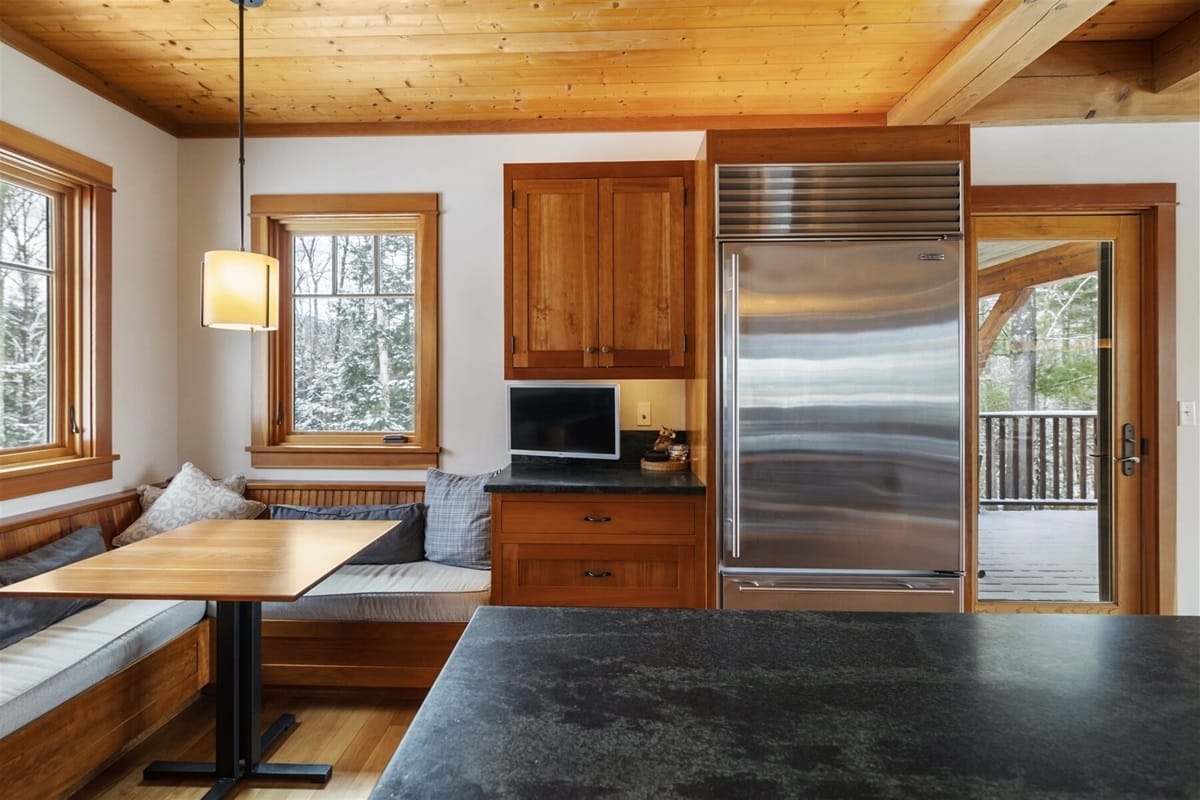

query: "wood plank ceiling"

left=1, top=0, right=1196, bottom=137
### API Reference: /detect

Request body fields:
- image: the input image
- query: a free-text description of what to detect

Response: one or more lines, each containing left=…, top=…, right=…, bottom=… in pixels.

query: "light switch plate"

left=637, top=401, right=652, bottom=426
left=1181, top=400, right=1197, bottom=426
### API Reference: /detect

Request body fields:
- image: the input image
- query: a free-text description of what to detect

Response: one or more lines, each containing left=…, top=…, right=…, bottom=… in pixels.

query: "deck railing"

left=979, top=411, right=1098, bottom=507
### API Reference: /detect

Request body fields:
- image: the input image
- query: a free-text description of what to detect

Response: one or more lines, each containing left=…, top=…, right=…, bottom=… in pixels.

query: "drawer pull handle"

left=583, top=515, right=612, bottom=523
left=584, top=570, right=613, bottom=578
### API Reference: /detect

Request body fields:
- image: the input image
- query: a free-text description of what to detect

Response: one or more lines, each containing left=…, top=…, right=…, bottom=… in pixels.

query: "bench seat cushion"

left=255, top=561, right=490, bottom=624
left=0, top=599, right=205, bottom=738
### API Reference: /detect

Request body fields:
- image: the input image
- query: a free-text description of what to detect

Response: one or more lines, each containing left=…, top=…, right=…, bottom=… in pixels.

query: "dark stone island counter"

left=370, top=606, right=1199, bottom=800
left=484, top=463, right=705, bottom=495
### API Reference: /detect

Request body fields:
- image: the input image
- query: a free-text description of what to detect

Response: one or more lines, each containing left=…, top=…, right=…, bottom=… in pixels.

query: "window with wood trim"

left=248, top=194, right=439, bottom=469
left=0, top=122, right=115, bottom=500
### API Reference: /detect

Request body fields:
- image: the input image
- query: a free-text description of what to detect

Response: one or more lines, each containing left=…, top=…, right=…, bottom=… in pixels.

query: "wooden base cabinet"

left=491, top=493, right=706, bottom=608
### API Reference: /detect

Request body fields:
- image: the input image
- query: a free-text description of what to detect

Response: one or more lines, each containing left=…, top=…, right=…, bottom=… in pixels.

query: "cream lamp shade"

left=201, top=249, right=280, bottom=331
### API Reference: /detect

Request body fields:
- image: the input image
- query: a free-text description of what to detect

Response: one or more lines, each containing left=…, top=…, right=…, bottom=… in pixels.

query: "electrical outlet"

left=637, top=401, right=652, bottom=427
left=1181, top=400, right=1197, bottom=427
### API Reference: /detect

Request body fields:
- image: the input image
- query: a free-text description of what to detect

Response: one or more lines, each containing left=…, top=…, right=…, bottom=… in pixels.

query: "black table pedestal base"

left=142, top=603, right=332, bottom=800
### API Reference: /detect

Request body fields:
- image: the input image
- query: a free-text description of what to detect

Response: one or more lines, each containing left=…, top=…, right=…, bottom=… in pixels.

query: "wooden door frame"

left=970, top=184, right=1177, bottom=615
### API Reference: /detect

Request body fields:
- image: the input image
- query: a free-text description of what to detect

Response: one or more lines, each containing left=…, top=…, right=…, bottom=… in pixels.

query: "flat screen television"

left=507, top=383, right=620, bottom=461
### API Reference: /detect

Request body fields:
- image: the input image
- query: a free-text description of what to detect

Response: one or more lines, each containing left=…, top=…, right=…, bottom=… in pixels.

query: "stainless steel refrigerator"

left=717, top=162, right=965, bottom=612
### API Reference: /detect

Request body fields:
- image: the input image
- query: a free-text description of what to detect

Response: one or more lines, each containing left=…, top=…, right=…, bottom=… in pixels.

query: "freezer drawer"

left=722, top=574, right=962, bottom=612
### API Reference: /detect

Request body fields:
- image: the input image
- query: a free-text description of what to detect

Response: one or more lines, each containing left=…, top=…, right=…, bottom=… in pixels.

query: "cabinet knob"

left=600, top=345, right=612, bottom=354
left=583, top=515, right=612, bottom=523
left=585, top=346, right=598, bottom=354
left=584, top=570, right=613, bottom=578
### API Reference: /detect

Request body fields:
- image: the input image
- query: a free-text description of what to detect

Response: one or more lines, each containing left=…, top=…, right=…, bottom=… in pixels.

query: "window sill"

left=0, top=455, right=120, bottom=501
left=247, top=445, right=440, bottom=469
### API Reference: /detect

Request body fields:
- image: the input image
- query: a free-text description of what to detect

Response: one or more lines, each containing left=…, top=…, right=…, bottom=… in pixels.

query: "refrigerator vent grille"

left=716, top=161, right=963, bottom=239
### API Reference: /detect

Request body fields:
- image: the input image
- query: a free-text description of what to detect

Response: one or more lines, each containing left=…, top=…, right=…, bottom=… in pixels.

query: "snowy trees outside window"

left=1, top=179, right=52, bottom=450
left=291, top=231, right=417, bottom=433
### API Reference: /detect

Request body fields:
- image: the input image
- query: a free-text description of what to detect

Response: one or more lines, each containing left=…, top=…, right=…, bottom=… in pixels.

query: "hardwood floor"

left=71, top=690, right=421, bottom=800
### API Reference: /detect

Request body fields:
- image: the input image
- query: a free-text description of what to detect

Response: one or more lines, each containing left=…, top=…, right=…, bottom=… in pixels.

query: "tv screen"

left=508, top=383, right=620, bottom=460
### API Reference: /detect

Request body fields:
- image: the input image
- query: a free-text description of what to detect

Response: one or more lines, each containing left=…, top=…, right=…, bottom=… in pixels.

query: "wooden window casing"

left=0, top=122, right=116, bottom=500
left=248, top=194, right=440, bottom=469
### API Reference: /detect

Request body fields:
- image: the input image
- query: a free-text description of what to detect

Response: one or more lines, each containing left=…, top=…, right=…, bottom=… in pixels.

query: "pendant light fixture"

left=201, top=0, right=279, bottom=331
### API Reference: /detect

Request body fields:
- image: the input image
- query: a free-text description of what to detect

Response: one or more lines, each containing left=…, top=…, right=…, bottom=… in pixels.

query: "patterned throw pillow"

left=113, top=462, right=265, bottom=546
left=138, top=474, right=246, bottom=511
left=423, top=468, right=501, bottom=570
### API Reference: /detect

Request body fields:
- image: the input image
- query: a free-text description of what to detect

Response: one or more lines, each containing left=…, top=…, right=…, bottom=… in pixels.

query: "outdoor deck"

left=978, top=508, right=1099, bottom=602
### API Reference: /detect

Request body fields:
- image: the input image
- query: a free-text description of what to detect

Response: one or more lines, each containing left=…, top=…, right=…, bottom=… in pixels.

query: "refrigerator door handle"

left=727, top=251, right=741, bottom=559
left=735, top=584, right=958, bottom=596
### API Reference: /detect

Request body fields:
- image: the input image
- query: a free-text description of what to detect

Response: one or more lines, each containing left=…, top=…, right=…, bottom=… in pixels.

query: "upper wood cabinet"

left=505, top=161, right=694, bottom=379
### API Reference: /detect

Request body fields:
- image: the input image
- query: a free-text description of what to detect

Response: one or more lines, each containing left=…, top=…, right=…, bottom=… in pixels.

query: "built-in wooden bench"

left=0, top=479, right=475, bottom=800
left=243, top=481, right=469, bottom=689
left=0, top=490, right=212, bottom=800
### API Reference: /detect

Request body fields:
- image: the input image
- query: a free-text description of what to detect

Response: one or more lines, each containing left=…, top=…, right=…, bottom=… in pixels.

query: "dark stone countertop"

left=370, top=606, right=1200, bottom=800
left=484, top=463, right=705, bottom=495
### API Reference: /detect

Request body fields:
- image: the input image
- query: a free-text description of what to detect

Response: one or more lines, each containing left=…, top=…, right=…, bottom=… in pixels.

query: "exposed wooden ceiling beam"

left=1154, top=12, right=1200, bottom=93
left=887, top=0, right=1111, bottom=126
left=977, top=242, right=1098, bottom=298
left=962, top=41, right=1200, bottom=125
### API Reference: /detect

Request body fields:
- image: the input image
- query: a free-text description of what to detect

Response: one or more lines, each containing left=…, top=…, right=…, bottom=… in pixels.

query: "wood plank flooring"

left=71, top=691, right=421, bottom=800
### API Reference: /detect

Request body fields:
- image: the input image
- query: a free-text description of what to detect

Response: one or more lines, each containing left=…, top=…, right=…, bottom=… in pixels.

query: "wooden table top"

left=0, top=518, right=398, bottom=602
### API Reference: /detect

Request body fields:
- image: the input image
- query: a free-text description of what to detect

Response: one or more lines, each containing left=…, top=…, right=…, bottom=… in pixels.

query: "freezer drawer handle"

left=737, top=585, right=956, bottom=595
left=583, top=515, right=612, bottom=523
left=584, top=570, right=613, bottom=578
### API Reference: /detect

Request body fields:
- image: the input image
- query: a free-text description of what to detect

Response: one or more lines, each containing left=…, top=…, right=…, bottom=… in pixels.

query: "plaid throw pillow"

left=423, top=468, right=501, bottom=570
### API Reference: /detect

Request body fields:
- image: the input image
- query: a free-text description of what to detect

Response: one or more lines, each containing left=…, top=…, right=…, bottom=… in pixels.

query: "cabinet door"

left=510, top=179, right=598, bottom=368
left=598, top=176, right=686, bottom=369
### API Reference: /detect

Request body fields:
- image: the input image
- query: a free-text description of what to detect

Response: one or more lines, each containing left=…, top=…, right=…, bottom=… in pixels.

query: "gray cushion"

left=0, top=526, right=106, bottom=650
left=423, top=468, right=501, bottom=570
left=268, top=503, right=426, bottom=565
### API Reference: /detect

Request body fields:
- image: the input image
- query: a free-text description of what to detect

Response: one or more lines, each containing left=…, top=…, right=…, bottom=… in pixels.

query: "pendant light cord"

left=237, top=0, right=247, bottom=252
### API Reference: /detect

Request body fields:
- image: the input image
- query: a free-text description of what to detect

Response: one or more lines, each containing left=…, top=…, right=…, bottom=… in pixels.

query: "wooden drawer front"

left=500, top=498, right=696, bottom=535
left=501, top=543, right=694, bottom=608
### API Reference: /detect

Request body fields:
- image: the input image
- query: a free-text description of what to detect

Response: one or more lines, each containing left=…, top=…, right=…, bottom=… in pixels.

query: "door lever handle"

left=1088, top=452, right=1139, bottom=464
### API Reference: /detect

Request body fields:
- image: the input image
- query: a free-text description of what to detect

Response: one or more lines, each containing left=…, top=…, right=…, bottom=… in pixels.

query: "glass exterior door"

left=975, top=215, right=1142, bottom=612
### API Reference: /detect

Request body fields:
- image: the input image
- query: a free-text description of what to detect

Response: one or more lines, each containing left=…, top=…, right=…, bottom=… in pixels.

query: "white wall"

left=972, top=123, right=1200, bottom=615
left=0, top=46, right=180, bottom=518
left=175, top=132, right=704, bottom=483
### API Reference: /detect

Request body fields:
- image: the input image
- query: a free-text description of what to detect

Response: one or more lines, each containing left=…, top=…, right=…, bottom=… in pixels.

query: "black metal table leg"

left=143, top=600, right=333, bottom=796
